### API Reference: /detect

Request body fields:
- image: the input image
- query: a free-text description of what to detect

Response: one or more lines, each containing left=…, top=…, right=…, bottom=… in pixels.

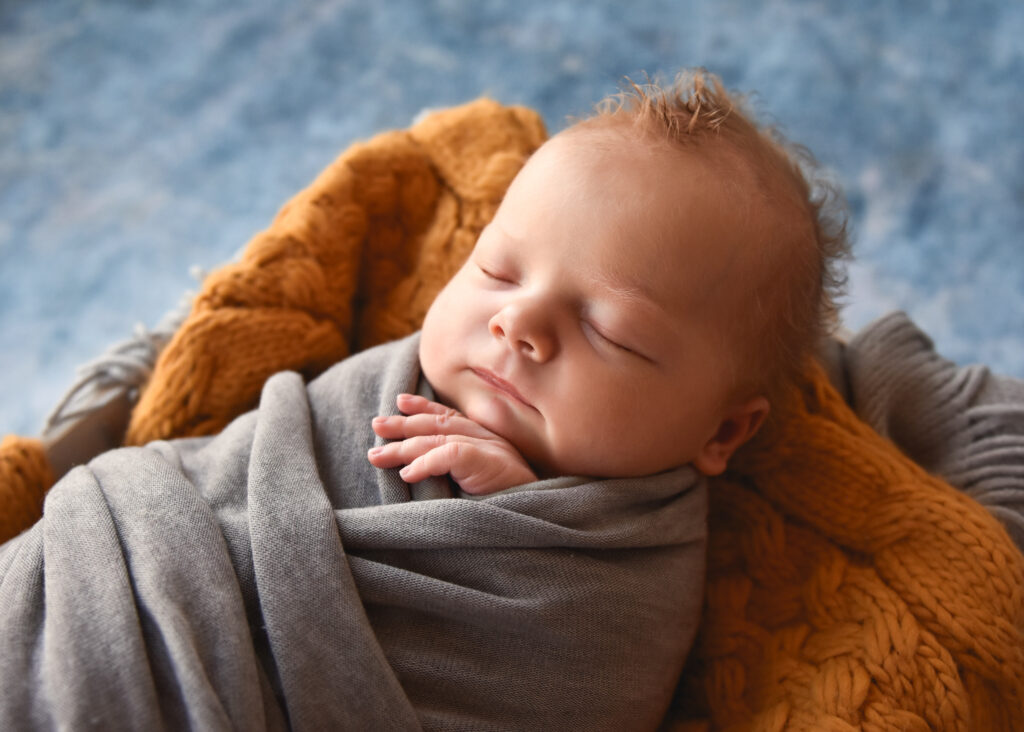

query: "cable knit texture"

left=668, top=360, right=1024, bottom=731
left=0, top=436, right=53, bottom=541
left=2, top=100, right=1022, bottom=729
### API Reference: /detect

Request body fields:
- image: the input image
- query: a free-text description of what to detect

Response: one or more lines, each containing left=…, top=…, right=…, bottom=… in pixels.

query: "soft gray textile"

left=0, top=332, right=707, bottom=731
left=843, top=311, right=1024, bottom=550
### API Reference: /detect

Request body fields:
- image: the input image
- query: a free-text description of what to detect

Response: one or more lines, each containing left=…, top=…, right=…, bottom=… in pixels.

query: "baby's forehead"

left=619, top=131, right=810, bottom=301
left=548, top=124, right=764, bottom=230
left=558, top=116, right=793, bottom=194
left=523, top=120, right=811, bottom=272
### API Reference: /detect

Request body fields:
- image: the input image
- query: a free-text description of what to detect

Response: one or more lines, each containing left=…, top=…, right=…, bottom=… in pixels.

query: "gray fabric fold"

left=0, top=332, right=707, bottom=731
left=844, top=311, right=1024, bottom=550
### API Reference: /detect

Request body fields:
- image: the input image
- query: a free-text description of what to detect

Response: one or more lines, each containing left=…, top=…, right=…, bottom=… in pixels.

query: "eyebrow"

left=589, top=271, right=670, bottom=318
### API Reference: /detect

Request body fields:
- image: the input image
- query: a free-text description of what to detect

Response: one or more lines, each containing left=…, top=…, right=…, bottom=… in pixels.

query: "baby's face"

left=420, top=126, right=764, bottom=478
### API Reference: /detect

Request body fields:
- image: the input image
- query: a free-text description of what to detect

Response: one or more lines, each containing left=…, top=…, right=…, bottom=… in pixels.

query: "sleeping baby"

left=0, top=71, right=849, bottom=732
left=369, top=71, right=848, bottom=495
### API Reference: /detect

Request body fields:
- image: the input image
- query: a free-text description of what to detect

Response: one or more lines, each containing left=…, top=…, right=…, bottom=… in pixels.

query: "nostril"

left=519, top=340, right=534, bottom=354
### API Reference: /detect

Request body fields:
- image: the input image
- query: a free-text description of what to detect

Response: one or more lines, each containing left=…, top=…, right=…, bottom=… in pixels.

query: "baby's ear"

left=692, top=396, right=770, bottom=476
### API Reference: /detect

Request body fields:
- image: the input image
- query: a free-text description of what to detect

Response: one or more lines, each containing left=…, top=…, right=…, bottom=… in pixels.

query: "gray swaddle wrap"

left=0, top=332, right=708, bottom=731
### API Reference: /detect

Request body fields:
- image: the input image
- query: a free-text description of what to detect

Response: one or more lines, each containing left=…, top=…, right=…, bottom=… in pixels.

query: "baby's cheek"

left=418, top=327, right=453, bottom=397
left=546, top=399, right=657, bottom=477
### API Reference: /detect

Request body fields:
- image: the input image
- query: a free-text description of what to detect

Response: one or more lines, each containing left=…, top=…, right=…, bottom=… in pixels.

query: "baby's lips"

left=471, top=367, right=534, bottom=409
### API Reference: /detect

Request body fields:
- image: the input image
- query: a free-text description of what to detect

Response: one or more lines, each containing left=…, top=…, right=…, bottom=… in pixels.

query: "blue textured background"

left=1, top=0, right=1022, bottom=436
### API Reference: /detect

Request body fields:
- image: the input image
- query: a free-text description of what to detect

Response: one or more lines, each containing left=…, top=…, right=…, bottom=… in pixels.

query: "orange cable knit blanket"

left=1, top=99, right=1021, bottom=730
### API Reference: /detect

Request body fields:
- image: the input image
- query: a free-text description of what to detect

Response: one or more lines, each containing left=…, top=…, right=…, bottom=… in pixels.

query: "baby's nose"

left=489, top=304, right=557, bottom=362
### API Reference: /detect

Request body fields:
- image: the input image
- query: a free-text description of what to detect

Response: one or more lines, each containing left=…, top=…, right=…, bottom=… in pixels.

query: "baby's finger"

left=371, top=411, right=493, bottom=441
left=395, top=393, right=459, bottom=417
left=397, top=441, right=473, bottom=484
left=366, top=434, right=454, bottom=469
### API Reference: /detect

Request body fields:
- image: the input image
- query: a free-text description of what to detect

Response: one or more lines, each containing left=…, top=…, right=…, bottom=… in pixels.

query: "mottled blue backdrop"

left=1, top=0, right=1022, bottom=436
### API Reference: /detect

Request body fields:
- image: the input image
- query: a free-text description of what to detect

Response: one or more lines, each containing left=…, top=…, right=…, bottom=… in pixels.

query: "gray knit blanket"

left=0, top=333, right=707, bottom=731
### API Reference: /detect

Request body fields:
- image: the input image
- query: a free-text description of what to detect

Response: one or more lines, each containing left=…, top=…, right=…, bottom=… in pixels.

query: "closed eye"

left=477, top=263, right=516, bottom=284
left=583, top=321, right=648, bottom=361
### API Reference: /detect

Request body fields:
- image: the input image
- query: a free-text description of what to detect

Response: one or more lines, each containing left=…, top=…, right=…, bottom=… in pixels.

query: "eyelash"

left=478, top=264, right=515, bottom=285
left=583, top=321, right=636, bottom=356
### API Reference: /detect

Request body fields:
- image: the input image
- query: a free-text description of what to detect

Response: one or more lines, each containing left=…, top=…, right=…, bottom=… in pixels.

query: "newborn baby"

left=0, top=71, right=851, bottom=732
left=369, top=73, right=847, bottom=494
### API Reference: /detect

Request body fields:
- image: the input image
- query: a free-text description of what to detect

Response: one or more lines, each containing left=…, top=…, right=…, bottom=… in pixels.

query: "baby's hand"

left=367, top=393, right=537, bottom=495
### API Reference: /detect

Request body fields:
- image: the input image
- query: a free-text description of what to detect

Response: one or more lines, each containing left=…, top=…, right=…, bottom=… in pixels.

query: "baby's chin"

left=459, top=393, right=555, bottom=473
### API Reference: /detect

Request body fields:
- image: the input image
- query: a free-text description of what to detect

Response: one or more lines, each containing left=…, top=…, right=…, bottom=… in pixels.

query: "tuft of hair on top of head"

left=581, top=68, right=852, bottom=404
left=595, top=69, right=739, bottom=138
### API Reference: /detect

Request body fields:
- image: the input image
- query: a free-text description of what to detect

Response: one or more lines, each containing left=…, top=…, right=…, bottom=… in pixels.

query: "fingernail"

left=372, top=416, right=387, bottom=425
left=368, top=446, right=382, bottom=457
left=399, top=466, right=411, bottom=480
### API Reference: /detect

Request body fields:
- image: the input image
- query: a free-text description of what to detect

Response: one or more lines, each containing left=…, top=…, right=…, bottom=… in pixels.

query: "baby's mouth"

left=471, top=368, right=536, bottom=410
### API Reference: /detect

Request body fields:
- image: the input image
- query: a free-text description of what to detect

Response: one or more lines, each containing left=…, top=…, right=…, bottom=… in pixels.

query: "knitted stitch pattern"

left=2, top=100, right=1022, bottom=729
left=666, top=363, right=1024, bottom=730
left=0, top=436, right=52, bottom=541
